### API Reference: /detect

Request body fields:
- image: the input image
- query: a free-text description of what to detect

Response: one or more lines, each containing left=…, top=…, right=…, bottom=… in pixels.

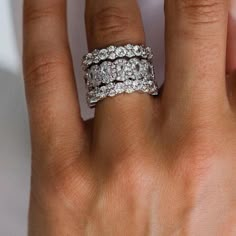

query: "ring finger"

left=85, top=0, right=160, bottom=155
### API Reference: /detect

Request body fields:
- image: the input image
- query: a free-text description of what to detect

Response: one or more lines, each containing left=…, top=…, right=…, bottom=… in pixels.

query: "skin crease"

left=22, top=0, right=236, bottom=235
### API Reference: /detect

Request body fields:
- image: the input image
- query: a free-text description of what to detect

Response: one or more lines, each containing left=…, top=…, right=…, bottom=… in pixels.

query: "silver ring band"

left=82, top=44, right=153, bottom=69
left=88, top=79, right=158, bottom=108
left=85, top=57, right=158, bottom=107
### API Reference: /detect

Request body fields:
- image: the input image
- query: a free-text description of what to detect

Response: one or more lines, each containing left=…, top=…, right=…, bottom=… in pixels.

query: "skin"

left=23, top=0, right=236, bottom=235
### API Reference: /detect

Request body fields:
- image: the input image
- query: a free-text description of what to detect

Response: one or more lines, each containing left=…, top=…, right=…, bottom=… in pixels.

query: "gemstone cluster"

left=82, top=45, right=158, bottom=107
left=82, top=44, right=153, bottom=69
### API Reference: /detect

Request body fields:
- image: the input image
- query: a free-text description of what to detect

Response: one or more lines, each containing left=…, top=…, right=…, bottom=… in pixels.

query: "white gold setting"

left=82, top=44, right=153, bottom=69
left=85, top=58, right=155, bottom=88
left=84, top=57, right=158, bottom=108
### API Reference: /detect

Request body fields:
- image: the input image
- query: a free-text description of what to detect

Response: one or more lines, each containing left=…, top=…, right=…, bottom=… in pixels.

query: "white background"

left=0, top=0, right=164, bottom=235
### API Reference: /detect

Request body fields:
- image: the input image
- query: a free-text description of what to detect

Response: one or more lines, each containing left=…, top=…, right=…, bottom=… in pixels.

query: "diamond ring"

left=83, top=55, right=158, bottom=108
left=82, top=44, right=153, bottom=70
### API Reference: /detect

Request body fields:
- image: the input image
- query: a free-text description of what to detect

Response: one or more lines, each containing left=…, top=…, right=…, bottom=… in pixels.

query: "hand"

left=23, top=0, right=236, bottom=235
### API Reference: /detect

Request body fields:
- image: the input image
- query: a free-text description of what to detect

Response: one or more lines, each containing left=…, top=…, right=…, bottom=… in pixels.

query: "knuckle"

left=24, top=3, right=56, bottom=25
left=178, top=0, right=226, bottom=25
left=87, top=7, right=142, bottom=46
left=32, top=159, right=95, bottom=210
left=24, top=52, right=69, bottom=88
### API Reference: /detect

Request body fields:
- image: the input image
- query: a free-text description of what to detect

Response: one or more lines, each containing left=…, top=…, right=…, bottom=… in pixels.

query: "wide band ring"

left=82, top=44, right=153, bottom=69
left=84, top=57, right=158, bottom=108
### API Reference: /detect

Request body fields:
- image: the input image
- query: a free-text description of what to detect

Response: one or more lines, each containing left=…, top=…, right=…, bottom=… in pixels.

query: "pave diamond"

left=115, top=83, right=125, bottom=94
left=85, top=55, right=158, bottom=107
left=82, top=44, right=154, bottom=69
left=109, top=89, right=116, bottom=97
left=99, top=86, right=108, bottom=98
left=132, top=80, right=141, bottom=90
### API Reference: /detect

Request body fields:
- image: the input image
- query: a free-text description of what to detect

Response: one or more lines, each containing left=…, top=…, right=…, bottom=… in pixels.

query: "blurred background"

left=0, top=0, right=164, bottom=235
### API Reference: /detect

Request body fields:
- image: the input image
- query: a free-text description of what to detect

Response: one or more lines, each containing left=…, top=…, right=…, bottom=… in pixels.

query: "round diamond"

left=99, top=49, right=108, bottom=60
left=109, top=52, right=116, bottom=60
left=108, top=46, right=116, bottom=52
left=107, top=82, right=114, bottom=90
left=115, top=83, right=125, bottom=94
left=109, top=89, right=116, bottom=97
left=126, top=86, right=134, bottom=93
left=142, top=85, right=149, bottom=93
left=124, top=80, right=132, bottom=86
left=132, top=80, right=140, bottom=90
left=125, top=44, right=133, bottom=50
left=99, top=86, right=107, bottom=98
left=116, top=47, right=127, bottom=57
left=133, top=46, right=142, bottom=56
left=93, top=50, right=99, bottom=63
left=85, top=53, right=93, bottom=65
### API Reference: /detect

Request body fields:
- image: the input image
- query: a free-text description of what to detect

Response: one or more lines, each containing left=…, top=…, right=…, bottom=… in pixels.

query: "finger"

left=85, top=0, right=159, bottom=155
left=227, top=0, right=236, bottom=74
left=23, top=0, right=85, bottom=166
left=163, top=0, right=229, bottom=121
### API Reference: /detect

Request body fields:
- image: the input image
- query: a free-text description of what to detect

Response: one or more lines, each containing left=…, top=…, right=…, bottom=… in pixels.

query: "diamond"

left=133, top=46, right=142, bottom=56
left=109, top=52, right=116, bottom=60
left=100, top=62, right=113, bottom=83
left=109, top=89, right=116, bottom=97
left=127, top=50, right=135, bottom=58
left=116, top=76, right=125, bottom=81
left=107, top=82, right=114, bottom=90
left=85, top=53, right=93, bottom=65
left=99, top=86, right=107, bottom=98
left=116, top=61, right=126, bottom=76
left=142, top=85, right=149, bottom=93
left=126, top=86, right=134, bottom=93
left=99, top=49, right=108, bottom=60
left=125, top=44, right=133, bottom=50
left=89, top=96, right=98, bottom=105
left=132, top=80, right=140, bottom=90
left=108, top=46, right=116, bottom=52
left=116, top=47, right=127, bottom=57
left=93, top=50, right=99, bottom=63
left=88, top=66, right=102, bottom=87
left=124, top=80, right=132, bottom=86
left=115, top=83, right=125, bottom=94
